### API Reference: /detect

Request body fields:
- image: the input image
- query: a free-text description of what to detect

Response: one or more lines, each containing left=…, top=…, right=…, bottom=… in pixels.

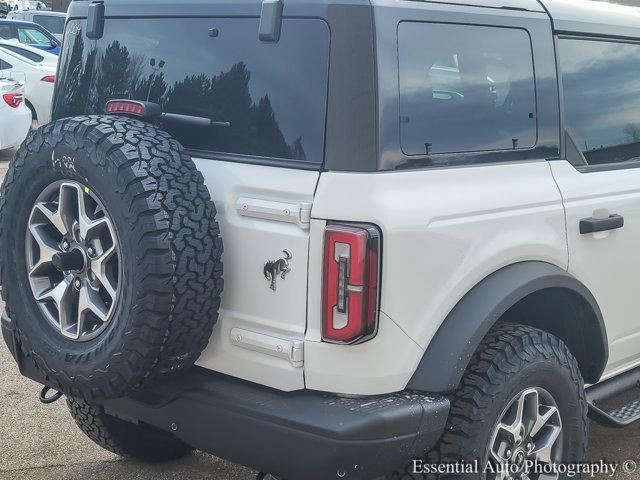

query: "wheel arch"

left=406, top=261, right=607, bottom=393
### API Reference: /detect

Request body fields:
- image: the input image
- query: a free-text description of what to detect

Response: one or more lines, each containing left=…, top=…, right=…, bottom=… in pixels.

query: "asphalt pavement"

left=0, top=147, right=640, bottom=479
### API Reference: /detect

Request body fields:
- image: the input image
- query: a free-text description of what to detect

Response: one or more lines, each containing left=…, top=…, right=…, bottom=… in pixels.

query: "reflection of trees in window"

left=86, top=40, right=303, bottom=160
left=624, top=124, right=640, bottom=143
left=55, top=30, right=96, bottom=118
left=92, top=41, right=135, bottom=113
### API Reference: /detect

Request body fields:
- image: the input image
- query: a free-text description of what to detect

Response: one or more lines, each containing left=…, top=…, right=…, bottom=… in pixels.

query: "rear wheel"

left=67, top=397, right=193, bottom=462
left=390, top=324, right=588, bottom=479
left=441, top=324, right=587, bottom=479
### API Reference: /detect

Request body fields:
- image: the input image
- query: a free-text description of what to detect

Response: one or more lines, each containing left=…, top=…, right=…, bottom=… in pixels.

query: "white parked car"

left=0, top=39, right=55, bottom=124
left=0, top=78, right=30, bottom=151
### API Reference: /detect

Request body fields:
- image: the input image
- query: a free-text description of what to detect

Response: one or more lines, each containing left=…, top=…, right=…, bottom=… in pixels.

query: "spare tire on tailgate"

left=0, top=115, right=223, bottom=400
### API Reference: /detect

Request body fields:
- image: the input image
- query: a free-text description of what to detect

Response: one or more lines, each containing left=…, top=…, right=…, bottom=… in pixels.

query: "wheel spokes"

left=35, top=274, right=75, bottom=333
left=530, top=404, right=560, bottom=438
left=27, top=180, right=120, bottom=341
left=488, top=387, right=563, bottom=480
left=78, top=281, right=109, bottom=329
left=28, top=223, right=62, bottom=277
left=90, top=244, right=117, bottom=299
left=531, top=425, right=562, bottom=464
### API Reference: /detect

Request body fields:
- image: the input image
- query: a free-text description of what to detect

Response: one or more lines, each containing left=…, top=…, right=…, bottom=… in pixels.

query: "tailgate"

left=54, top=9, right=331, bottom=390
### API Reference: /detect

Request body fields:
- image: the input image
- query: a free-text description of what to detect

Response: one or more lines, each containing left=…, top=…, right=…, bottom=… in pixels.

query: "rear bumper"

left=103, top=369, right=449, bottom=480
left=2, top=312, right=449, bottom=480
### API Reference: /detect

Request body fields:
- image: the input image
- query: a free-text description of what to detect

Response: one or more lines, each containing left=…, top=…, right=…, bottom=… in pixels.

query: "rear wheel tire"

left=67, top=397, right=193, bottom=462
left=389, top=324, right=588, bottom=479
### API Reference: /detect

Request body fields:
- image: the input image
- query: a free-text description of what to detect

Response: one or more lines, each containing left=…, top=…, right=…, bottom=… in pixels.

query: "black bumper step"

left=586, top=366, right=640, bottom=428
left=588, top=397, right=640, bottom=428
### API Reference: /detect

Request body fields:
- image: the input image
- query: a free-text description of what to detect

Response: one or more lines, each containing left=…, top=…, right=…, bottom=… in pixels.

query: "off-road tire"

left=389, top=323, right=588, bottom=479
left=0, top=115, right=223, bottom=400
left=67, top=397, right=193, bottom=462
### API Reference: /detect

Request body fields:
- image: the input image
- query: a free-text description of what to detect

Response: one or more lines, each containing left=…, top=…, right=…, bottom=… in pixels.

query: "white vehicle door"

left=551, top=36, right=640, bottom=375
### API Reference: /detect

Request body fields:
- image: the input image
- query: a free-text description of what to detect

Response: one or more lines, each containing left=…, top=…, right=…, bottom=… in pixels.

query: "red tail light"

left=322, top=224, right=380, bottom=344
left=41, top=75, right=56, bottom=83
left=106, top=100, right=146, bottom=117
left=3, top=92, right=23, bottom=108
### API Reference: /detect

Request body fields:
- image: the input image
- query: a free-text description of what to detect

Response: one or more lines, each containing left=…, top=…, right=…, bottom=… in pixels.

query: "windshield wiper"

left=161, top=112, right=231, bottom=128
left=106, top=99, right=231, bottom=128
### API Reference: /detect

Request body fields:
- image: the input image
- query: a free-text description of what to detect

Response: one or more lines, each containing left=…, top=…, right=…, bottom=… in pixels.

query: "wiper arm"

left=105, top=99, right=231, bottom=128
left=161, top=112, right=231, bottom=128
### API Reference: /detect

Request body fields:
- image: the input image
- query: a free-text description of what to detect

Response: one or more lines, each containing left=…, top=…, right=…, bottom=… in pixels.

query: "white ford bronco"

left=2, top=0, right=640, bottom=478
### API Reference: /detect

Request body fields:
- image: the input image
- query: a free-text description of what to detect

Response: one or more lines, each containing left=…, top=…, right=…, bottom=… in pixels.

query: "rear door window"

left=559, top=38, right=640, bottom=167
left=54, top=18, right=330, bottom=166
left=17, top=26, right=53, bottom=45
left=398, top=22, right=537, bottom=156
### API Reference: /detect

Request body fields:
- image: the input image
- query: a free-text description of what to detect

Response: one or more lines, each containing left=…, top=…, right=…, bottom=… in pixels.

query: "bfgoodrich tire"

left=0, top=115, right=223, bottom=400
left=439, top=323, right=588, bottom=479
left=389, top=324, right=588, bottom=480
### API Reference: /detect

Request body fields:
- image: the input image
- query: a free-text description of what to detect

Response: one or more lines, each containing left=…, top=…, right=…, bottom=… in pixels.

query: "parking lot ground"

left=0, top=327, right=256, bottom=480
left=0, top=148, right=640, bottom=479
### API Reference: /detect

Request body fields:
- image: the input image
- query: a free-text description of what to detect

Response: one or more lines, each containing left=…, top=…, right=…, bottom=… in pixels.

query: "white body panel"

left=0, top=41, right=56, bottom=124
left=550, top=160, right=640, bottom=374
left=306, top=161, right=567, bottom=394
left=0, top=81, right=30, bottom=150
left=194, top=159, right=318, bottom=392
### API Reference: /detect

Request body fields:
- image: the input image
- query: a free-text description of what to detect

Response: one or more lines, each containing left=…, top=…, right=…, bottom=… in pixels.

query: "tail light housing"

left=3, top=92, right=23, bottom=108
left=41, top=75, right=56, bottom=83
left=106, top=99, right=161, bottom=118
left=322, top=223, right=380, bottom=344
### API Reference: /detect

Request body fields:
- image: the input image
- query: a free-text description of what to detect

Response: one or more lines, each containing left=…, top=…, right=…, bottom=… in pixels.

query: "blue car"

left=0, top=19, right=60, bottom=55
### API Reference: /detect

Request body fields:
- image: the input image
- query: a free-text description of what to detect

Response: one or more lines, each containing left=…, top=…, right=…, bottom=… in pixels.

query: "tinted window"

left=34, top=15, right=65, bottom=35
left=560, top=38, right=640, bottom=166
left=0, top=59, right=13, bottom=69
left=17, top=26, right=54, bottom=46
left=398, top=23, right=537, bottom=155
left=54, top=18, right=330, bottom=165
left=1, top=44, right=44, bottom=62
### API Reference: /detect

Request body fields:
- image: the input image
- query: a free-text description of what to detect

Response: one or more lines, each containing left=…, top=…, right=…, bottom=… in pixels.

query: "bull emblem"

left=264, top=250, right=292, bottom=291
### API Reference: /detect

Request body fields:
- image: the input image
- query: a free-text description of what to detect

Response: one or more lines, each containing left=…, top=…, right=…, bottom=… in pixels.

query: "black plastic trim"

left=587, top=366, right=640, bottom=406
left=579, top=215, right=624, bottom=235
left=85, top=1, right=105, bottom=39
left=407, top=261, right=607, bottom=393
left=96, top=368, right=449, bottom=480
left=259, top=0, right=284, bottom=42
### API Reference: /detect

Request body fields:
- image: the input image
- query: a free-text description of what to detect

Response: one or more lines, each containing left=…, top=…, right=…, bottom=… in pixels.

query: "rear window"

left=398, top=22, right=537, bottom=156
left=34, top=15, right=65, bottom=35
left=54, top=18, right=330, bottom=166
left=1, top=43, right=44, bottom=62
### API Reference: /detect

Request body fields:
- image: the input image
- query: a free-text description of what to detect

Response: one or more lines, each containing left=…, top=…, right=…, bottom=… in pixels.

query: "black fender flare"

left=406, top=261, right=607, bottom=393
